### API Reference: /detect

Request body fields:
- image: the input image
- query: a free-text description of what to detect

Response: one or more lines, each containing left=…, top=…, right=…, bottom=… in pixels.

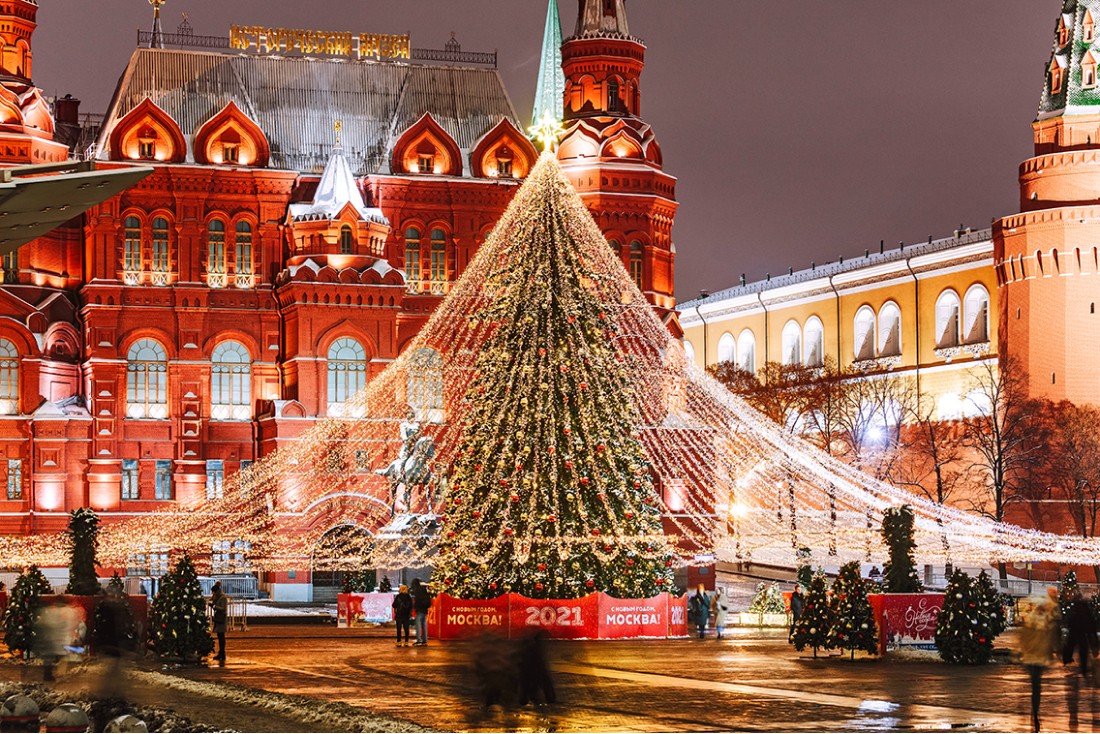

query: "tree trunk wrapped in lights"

left=433, top=155, right=676, bottom=600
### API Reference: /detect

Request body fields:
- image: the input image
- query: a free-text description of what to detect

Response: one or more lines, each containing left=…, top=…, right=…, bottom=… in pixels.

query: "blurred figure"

left=392, top=584, right=412, bottom=646
left=516, top=630, right=556, bottom=706
left=789, top=587, right=805, bottom=640
left=91, top=591, right=130, bottom=699
left=410, top=579, right=432, bottom=646
left=33, top=597, right=74, bottom=682
left=469, top=633, right=517, bottom=715
left=711, top=588, right=729, bottom=640
left=1020, top=589, right=1062, bottom=732
left=689, top=585, right=710, bottom=639
left=1063, top=591, right=1098, bottom=678
left=209, top=581, right=228, bottom=665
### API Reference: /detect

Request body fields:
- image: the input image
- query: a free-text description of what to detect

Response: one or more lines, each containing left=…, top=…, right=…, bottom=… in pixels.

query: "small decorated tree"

left=65, top=507, right=101, bottom=596
left=92, top=572, right=137, bottom=656
left=1060, top=570, right=1081, bottom=617
left=148, top=555, right=213, bottom=662
left=790, top=573, right=833, bottom=657
left=881, top=506, right=921, bottom=593
left=796, top=546, right=814, bottom=590
left=3, top=566, right=53, bottom=657
left=379, top=576, right=393, bottom=593
left=828, top=561, right=878, bottom=659
left=974, top=570, right=1007, bottom=637
left=748, top=581, right=786, bottom=614
left=934, top=569, right=995, bottom=664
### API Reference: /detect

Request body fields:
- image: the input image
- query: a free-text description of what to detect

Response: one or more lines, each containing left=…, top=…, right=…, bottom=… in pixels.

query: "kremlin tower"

left=995, top=0, right=1100, bottom=404
left=550, top=0, right=679, bottom=324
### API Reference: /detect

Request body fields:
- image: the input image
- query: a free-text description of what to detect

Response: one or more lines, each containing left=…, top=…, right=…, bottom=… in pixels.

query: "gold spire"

left=334, top=119, right=343, bottom=147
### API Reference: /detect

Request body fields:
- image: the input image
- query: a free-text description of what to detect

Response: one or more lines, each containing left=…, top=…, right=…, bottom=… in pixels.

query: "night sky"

left=32, top=1, right=1057, bottom=301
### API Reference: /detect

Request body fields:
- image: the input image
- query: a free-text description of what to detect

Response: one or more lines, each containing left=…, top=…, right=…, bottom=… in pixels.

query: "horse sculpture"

left=376, top=409, right=436, bottom=514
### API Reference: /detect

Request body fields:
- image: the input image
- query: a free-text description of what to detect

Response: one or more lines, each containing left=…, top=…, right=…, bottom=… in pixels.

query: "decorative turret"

left=995, top=0, right=1100, bottom=405
left=0, top=0, right=67, bottom=164
left=0, top=0, right=37, bottom=82
left=555, top=0, right=678, bottom=322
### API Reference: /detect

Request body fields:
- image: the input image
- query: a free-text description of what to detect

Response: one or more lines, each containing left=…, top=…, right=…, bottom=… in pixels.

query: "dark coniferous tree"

left=3, top=566, right=52, bottom=656
left=828, top=561, right=878, bottom=658
left=790, top=573, right=833, bottom=657
left=65, top=507, right=101, bottom=596
left=881, top=506, right=921, bottom=593
left=148, top=555, right=213, bottom=662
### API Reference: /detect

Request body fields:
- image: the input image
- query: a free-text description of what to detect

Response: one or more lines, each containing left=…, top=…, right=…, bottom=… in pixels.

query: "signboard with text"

left=509, top=594, right=599, bottom=639
left=868, top=593, right=945, bottom=654
left=337, top=592, right=396, bottom=628
left=597, top=593, right=669, bottom=639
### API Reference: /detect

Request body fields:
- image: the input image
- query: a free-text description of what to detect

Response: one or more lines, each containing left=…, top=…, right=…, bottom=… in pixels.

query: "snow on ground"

left=243, top=602, right=336, bottom=618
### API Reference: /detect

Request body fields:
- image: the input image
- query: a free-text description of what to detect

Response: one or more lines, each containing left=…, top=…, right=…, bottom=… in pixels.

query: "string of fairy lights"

left=2, top=152, right=1100, bottom=575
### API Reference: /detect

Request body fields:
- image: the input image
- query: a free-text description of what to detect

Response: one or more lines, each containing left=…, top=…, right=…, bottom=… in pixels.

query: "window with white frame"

left=212, top=539, right=251, bottom=574
left=404, top=228, right=421, bottom=291
left=963, top=285, right=990, bottom=344
left=737, top=329, right=756, bottom=374
left=6, top=458, right=21, bottom=500
left=935, top=290, right=961, bottom=348
left=121, top=459, right=139, bottom=500
left=234, top=221, right=253, bottom=288
left=327, top=337, right=367, bottom=415
left=408, top=347, right=444, bottom=422
left=123, top=216, right=142, bottom=282
left=803, top=317, right=824, bottom=367
left=854, top=306, right=876, bottom=361
left=629, top=241, right=643, bottom=290
left=206, top=459, right=224, bottom=500
left=154, top=459, right=173, bottom=500
left=0, top=338, right=17, bottom=415
left=126, top=339, right=168, bottom=419
left=210, top=340, right=251, bottom=421
left=781, top=320, right=802, bottom=366
left=207, top=219, right=226, bottom=287
left=878, top=302, right=902, bottom=357
left=151, top=217, right=170, bottom=279
left=717, top=332, right=736, bottom=364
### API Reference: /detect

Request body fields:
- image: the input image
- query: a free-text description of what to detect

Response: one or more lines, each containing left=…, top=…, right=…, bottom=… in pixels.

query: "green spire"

left=532, top=0, right=565, bottom=130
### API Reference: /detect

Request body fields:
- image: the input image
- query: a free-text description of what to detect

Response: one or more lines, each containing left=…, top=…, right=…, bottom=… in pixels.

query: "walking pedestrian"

left=392, top=584, right=413, bottom=646
left=711, top=588, right=729, bottom=640
left=689, top=585, right=711, bottom=639
left=789, top=587, right=804, bottom=639
left=411, top=578, right=433, bottom=646
left=1063, top=590, right=1098, bottom=677
left=1020, top=589, right=1062, bottom=732
left=209, top=581, right=228, bottom=665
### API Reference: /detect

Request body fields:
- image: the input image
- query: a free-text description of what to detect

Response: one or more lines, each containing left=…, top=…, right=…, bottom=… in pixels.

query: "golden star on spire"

left=528, top=110, right=564, bottom=153
left=149, top=0, right=167, bottom=8
left=334, top=119, right=343, bottom=146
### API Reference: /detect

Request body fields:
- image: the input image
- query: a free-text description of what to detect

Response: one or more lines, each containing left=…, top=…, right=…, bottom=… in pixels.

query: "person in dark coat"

left=410, top=578, right=433, bottom=646
left=689, top=585, right=711, bottom=639
left=789, top=587, right=805, bottom=639
left=392, top=584, right=413, bottom=646
left=516, top=630, right=556, bottom=706
left=209, top=581, right=228, bottom=665
left=1063, top=593, right=1098, bottom=677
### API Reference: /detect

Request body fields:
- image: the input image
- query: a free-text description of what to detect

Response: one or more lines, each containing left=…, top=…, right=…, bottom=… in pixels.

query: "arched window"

left=781, top=320, right=802, bottom=366
left=878, top=302, right=901, bottom=357
left=495, top=145, right=514, bottom=178
left=127, top=338, right=168, bottom=419
left=211, top=341, right=251, bottom=421
left=123, top=216, right=142, bottom=282
left=151, top=216, right=170, bottom=284
left=629, top=241, right=643, bottom=289
left=404, top=228, right=421, bottom=292
left=682, top=340, right=696, bottom=364
left=340, top=224, right=354, bottom=255
left=854, top=306, right=876, bottom=361
left=430, top=228, right=446, bottom=292
left=609, top=239, right=622, bottom=259
left=717, top=332, right=736, bottom=364
left=207, top=219, right=226, bottom=287
left=327, top=337, right=367, bottom=415
left=408, top=347, right=444, bottom=423
left=935, top=290, right=961, bottom=348
left=234, top=221, right=253, bottom=288
left=737, top=329, right=756, bottom=374
left=0, top=338, right=17, bottom=415
left=963, top=285, right=990, bottom=344
left=803, top=317, right=824, bottom=367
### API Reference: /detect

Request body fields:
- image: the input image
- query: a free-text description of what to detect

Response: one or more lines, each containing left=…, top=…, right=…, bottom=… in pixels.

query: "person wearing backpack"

left=410, top=578, right=433, bottom=646
left=392, top=584, right=413, bottom=646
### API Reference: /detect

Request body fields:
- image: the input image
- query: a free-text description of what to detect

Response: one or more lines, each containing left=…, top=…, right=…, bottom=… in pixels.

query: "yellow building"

left=679, top=230, right=997, bottom=420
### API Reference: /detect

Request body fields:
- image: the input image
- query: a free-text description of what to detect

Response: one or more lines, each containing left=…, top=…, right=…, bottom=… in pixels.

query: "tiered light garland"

left=2, top=153, right=1100, bottom=575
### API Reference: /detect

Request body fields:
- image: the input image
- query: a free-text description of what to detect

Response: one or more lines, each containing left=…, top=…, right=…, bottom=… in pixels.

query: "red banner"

left=428, top=592, right=689, bottom=640
left=869, top=593, right=945, bottom=654
left=435, top=595, right=510, bottom=639
left=510, top=594, right=599, bottom=639
left=597, top=593, right=668, bottom=638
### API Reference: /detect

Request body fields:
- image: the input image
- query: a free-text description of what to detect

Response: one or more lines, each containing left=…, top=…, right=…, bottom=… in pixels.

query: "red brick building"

left=0, top=0, right=678, bottom=595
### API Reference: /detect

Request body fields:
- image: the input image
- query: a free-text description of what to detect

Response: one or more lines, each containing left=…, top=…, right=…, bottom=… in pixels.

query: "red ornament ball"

left=548, top=446, right=556, bottom=454
left=546, top=514, right=557, bottom=523
left=633, top=480, right=641, bottom=488
left=580, top=477, right=590, bottom=485
left=453, top=498, right=462, bottom=505
left=489, top=583, right=498, bottom=590
left=625, top=559, right=635, bottom=567
left=538, top=563, right=547, bottom=571
left=586, top=579, right=595, bottom=588
left=597, top=443, right=606, bottom=452
left=499, top=479, right=509, bottom=487
left=472, top=510, right=482, bottom=518
left=592, top=528, right=600, bottom=536
left=664, top=560, right=673, bottom=567
left=579, top=382, right=588, bottom=391
left=446, top=531, right=455, bottom=538
left=444, top=578, right=453, bottom=585
left=510, top=494, right=520, bottom=502
left=535, top=583, right=545, bottom=591
left=460, top=564, right=469, bottom=572
left=504, top=527, right=514, bottom=536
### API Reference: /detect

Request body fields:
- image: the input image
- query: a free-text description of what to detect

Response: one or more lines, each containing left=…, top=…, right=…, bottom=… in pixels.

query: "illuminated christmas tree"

left=433, top=154, right=676, bottom=600
left=827, top=561, right=878, bottom=658
left=790, top=573, right=833, bottom=657
left=148, top=555, right=213, bottom=662
left=2, top=565, right=52, bottom=656
left=935, top=569, right=995, bottom=664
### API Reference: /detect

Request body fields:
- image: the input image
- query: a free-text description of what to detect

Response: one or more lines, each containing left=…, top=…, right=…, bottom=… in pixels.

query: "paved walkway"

left=167, top=626, right=1093, bottom=732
